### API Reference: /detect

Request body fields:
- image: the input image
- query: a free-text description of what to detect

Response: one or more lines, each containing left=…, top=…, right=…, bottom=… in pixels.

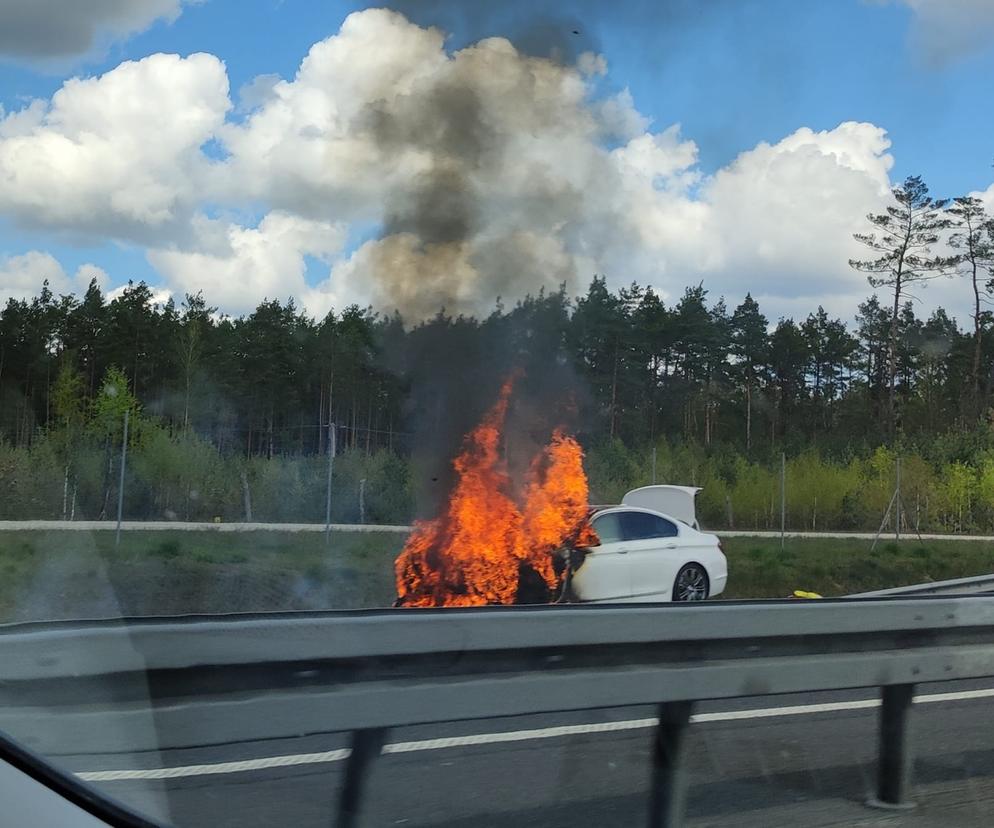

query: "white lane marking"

left=383, top=718, right=658, bottom=755
left=78, top=749, right=352, bottom=781
left=76, top=687, right=994, bottom=783
left=691, top=699, right=880, bottom=722
left=915, top=687, right=994, bottom=704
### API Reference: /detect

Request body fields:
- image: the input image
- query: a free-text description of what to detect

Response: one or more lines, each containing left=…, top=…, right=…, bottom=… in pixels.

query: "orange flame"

left=394, top=378, right=591, bottom=607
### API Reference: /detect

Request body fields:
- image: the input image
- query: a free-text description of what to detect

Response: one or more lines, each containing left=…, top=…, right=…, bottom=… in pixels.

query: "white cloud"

left=214, top=9, right=678, bottom=315
left=147, top=211, right=347, bottom=316
left=0, top=0, right=191, bottom=60
left=76, top=262, right=110, bottom=292
left=891, top=0, right=994, bottom=66
left=976, top=182, right=994, bottom=214
left=0, top=250, right=109, bottom=304
left=0, top=8, right=976, bottom=324
left=693, top=122, right=894, bottom=299
left=0, top=52, right=229, bottom=241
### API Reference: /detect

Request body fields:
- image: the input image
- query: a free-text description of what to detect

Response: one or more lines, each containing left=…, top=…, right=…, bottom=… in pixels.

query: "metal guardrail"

left=8, top=519, right=994, bottom=542
left=851, top=573, right=994, bottom=597
left=3, top=598, right=994, bottom=826
left=0, top=520, right=412, bottom=533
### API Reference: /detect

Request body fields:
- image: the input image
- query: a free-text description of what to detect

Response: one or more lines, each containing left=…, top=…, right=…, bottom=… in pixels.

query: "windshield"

left=2, top=1, right=994, bottom=826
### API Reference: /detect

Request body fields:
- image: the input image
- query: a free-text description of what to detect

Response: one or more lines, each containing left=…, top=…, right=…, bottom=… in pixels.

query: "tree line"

left=1, top=174, right=994, bottom=528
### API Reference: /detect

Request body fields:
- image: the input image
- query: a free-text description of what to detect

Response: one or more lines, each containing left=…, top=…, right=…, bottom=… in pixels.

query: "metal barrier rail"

left=6, top=519, right=994, bottom=541
left=851, top=573, right=994, bottom=597
left=3, top=597, right=994, bottom=826
left=0, top=519, right=412, bottom=533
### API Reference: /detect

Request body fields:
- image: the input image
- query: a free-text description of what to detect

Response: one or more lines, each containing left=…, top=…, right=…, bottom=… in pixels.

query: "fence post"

left=240, top=469, right=253, bottom=522
left=895, top=457, right=902, bottom=542
left=359, top=478, right=366, bottom=525
left=647, top=700, right=694, bottom=828
left=115, top=409, right=129, bottom=549
left=780, top=452, right=786, bottom=552
left=868, top=684, right=916, bottom=810
left=325, top=422, right=336, bottom=543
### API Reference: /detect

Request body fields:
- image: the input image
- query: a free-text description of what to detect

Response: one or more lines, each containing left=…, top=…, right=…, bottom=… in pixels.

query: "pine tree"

left=850, top=175, right=953, bottom=436
left=946, top=196, right=994, bottom=416
left=730, top=294, right=768, bottom=452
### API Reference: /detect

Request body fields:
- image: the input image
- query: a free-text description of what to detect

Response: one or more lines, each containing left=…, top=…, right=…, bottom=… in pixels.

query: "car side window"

left=621, top=511, right=679, bottom=540
left=590, top=513, right=624, bottom=544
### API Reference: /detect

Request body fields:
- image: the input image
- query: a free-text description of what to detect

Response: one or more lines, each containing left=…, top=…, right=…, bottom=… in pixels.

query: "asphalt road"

left=18, top=679, right=994, bottom=828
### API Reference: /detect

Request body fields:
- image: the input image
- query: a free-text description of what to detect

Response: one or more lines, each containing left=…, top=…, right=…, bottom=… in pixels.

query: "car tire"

left=673, top=563, right=709, bottom=601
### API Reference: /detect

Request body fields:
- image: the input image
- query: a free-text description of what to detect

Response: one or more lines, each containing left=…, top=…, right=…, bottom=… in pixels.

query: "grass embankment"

left=0, top=530, right=401, bottom=622
left=719, top=536, right=994, bottom=598
left=2, top=531, right=994, bottom=621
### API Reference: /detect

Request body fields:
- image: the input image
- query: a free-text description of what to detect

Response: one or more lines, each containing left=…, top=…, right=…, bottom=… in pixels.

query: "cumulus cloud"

left=0, top=250, right=108, bottom=304
left=0, top=52, right=229, bottom=241
left=694, top=123, right=894, bottom=299
left=213, top=10, right=899, bottom=318
left=0, top=0, right=190, bottom=60
left=147, top=211, right=347, bottom=316
left=215, top=10, right=699, bottom=316
left=891, top=0, right=994, bottom=66
left=0, top=9, right=914, bottom=320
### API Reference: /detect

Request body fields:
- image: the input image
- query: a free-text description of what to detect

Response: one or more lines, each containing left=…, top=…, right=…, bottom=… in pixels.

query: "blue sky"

left=1, top=0, right=993, bottom=321
left=3, top=0, right=990, bottom=190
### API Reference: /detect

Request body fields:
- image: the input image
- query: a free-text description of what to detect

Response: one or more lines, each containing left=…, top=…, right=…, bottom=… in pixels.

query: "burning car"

left=393, top=378, right=727, bottom=607
left=563, top=486, right=727, bottom=603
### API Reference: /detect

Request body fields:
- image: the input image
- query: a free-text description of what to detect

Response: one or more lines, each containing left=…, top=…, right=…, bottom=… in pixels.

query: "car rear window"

left=621, top=511, right=679, bottom=540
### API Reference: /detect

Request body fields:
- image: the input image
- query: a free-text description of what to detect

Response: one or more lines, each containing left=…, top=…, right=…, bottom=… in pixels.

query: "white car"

left=567, top=488, right=727, bottom=603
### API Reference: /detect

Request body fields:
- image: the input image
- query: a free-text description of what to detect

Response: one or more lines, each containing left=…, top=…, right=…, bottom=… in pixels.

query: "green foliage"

left=721, top=537, right=994, bottom=599
left=88, top=366, right=141, bottom=442
left=2, top=530, right=994, bottom=619
left=3, top=272, right=994, bottom=530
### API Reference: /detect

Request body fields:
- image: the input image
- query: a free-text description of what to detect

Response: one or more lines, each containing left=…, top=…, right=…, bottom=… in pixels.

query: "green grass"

left=0, top=530, right=402, bottom=622
left=2, top=530, right=994, bottom=621
left=720, top=537, right=994, bottom=599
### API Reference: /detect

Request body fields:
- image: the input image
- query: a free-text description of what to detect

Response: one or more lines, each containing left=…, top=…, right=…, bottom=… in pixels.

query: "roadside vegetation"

left=4, top=177, right=994, bottom=535
left=2, top=531, right=993, bottom=622
left=719, top=536, right=994, bottom=599
left=0, top=530, right=400, bottom=623
left=4, top=430, right=994, bottom=534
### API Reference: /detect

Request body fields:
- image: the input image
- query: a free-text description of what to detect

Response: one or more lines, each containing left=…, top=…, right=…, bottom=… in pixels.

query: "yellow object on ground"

left=792, top=590, right=822, bottom=599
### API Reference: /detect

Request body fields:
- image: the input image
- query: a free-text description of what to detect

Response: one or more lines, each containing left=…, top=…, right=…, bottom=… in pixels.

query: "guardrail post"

left=648, top=700, right=694, bottom=828
left=337, top=727, right=387, bottom=828
left=868, top=684, right=916, bottom=810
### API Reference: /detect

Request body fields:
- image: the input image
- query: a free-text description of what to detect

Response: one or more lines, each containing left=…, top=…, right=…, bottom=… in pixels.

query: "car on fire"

left=563, top=486, right=727, bottom=603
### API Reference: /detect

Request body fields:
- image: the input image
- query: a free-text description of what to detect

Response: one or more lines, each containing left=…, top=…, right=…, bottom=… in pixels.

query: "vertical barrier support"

left=648, top=700, right=694, bottom=828
left=868, top=684, right=916, bottom=810
left=337, top=728, right=387, bottom=828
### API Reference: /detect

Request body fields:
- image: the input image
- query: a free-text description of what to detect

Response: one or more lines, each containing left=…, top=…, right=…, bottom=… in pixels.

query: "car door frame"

left=569, top=511, right=633, bottom=603
left=620, top=509, right=684, bottom=602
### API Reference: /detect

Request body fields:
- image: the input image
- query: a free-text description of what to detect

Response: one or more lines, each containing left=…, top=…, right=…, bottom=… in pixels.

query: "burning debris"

left=394, top=376, right=595, bottom=607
